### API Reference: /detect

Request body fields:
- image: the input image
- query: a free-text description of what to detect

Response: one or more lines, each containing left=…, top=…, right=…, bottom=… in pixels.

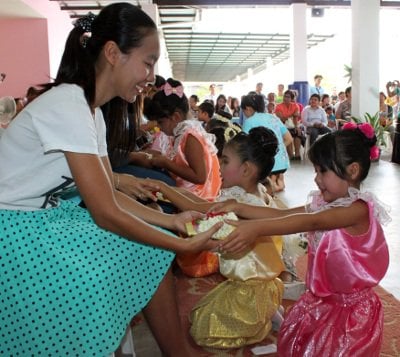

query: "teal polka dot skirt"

left=0, top=200, right=174, bottom=356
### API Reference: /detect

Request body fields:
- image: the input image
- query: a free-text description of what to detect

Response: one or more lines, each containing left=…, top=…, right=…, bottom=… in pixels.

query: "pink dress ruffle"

left=278, top=188, right=390, bottom=357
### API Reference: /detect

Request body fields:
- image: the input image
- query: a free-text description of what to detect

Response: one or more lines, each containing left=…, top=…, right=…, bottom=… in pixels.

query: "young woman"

left=0, top=4, right=220, bottom=356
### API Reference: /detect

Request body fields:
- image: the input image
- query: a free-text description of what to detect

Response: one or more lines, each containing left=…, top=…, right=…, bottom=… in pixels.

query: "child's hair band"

left=342, top=122, right=379, bottom=160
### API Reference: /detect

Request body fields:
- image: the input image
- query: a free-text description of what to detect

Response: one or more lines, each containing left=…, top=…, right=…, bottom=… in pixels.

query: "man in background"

left=309, top=74, right=324, bottom=96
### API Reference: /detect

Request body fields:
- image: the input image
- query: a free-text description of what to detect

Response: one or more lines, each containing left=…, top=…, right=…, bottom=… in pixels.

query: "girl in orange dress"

left=144, top=78, right=221, bottom=201
left=144, top=78, right=222, bottom=277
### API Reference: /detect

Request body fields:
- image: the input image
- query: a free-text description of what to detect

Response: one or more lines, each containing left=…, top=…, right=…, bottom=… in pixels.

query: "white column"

left=290, top=3, right=308, bottom=82
left=351, top=0, right=380, bottom=118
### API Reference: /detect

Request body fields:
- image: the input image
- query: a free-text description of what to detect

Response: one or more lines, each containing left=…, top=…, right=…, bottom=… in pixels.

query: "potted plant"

left=344, top=64, right=352, bottom=84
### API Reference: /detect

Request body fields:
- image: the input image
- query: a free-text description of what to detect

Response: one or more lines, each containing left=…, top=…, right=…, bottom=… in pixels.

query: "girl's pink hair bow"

left=164, top=82, right=184, bottom=98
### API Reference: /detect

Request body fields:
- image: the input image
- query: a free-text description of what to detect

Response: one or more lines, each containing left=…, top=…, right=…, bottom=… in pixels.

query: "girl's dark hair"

left=154, top=75, right=166, bottom=89
left=190, top=94, right=199, bottom=103
left=143, top=78, right=189, bottom=120
left=308, top=128, right=377, bottom=182
left=216, top=109, right=233, bottom=120
left=310, top=93, right=321, bottom=101
left=199, top=101, right=214, bottom=118
left=226, top=127, right=278, bottom=182
left=240, top=93, right=265, bottom=113
left=208, top=126, right=227, bottom=157
left=206, top=118, right=241, bottom=157
left=215, top=94, right=228, bottom=111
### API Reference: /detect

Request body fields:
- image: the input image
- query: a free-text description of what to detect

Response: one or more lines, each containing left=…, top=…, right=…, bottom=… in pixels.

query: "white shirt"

left=301, top=105, right=328, bottom=127
left=0, top=84, right=107, bottom=210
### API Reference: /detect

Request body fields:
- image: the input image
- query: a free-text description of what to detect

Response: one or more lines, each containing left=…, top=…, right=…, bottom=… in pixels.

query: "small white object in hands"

left=196, top=212, right=238, bottom=240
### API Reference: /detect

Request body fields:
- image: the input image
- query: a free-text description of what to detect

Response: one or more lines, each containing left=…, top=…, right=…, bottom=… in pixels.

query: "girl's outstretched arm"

left=209, top=200, right=306, bottom=219
left=220, top=201, right=369, bottom=254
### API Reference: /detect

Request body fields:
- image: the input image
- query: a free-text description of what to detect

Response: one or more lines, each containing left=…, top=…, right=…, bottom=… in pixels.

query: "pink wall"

left=21, top=0, right=72, bottom=80
left=0, top=18, right=50, bottom=98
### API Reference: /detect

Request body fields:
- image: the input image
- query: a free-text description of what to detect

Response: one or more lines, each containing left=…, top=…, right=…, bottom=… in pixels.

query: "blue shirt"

left=309, top=86, right=324, bottom=96
left=242, top=112, right=290, bottom=172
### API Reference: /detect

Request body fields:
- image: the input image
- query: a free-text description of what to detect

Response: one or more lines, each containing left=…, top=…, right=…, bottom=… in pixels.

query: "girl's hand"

left=219, top=219, right=260, bottom=255
left=208, top=199, right=241, bottom=216
left=116, top=174, right=160, bottom=201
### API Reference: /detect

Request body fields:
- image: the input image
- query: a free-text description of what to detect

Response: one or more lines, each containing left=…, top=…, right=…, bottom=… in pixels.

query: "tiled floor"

left=122, top=149, right=400, bottom=356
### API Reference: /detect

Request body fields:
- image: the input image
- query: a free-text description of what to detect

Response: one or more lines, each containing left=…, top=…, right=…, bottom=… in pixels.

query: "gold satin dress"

left=189, top=186, right=285, bottom=349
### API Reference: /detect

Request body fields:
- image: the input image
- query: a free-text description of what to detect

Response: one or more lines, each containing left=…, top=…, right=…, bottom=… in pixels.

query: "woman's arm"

left=65, top=152, right=220, bottom=253
left=151, top=134, right=207, bottom=184
left=154, top=181, right=212, bottom=212
left=220, top=201, right=369, bottom=254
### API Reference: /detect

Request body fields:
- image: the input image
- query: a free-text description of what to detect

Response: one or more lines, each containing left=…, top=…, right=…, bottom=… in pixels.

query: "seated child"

left=153, top=127, right=285, bottom=348
left=144, top=78, right=221, bottom=201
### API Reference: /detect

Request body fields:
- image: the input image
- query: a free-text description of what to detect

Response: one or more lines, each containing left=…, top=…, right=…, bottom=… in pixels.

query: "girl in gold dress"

left=154, top=127, right=285, bottom=349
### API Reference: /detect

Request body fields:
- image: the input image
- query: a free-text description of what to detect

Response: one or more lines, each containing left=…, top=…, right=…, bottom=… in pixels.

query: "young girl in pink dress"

left=212, top=122, right=391, bottom=356
left=144, top=78, right=221, bottom=201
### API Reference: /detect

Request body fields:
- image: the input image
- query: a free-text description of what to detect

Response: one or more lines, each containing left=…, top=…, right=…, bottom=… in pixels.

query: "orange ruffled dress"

left=167, top=119, right=221, bottom=201
left=171, top=120, right=222, bottom=277
left=278, top=188, right=390, bottom=357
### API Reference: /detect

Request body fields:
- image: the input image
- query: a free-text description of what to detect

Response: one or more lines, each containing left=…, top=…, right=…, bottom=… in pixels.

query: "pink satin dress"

left=278, top=189, right=390, bottom=357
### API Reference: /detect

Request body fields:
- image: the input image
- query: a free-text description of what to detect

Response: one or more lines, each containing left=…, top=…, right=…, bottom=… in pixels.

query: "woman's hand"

left=115, top=173, right=160, bottom=201
left=171, top=210, right=205, bottom=234
left=128, top=151, right=154, bottom=168
left=181, top=223, right=223, bottom=253
left=150, top=155, right=169, bottom=169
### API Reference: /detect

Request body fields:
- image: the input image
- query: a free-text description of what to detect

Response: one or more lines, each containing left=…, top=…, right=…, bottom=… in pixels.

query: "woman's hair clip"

left=164, top=82, right=184, bottom=98
left=74, top=12, right=96, bottom=33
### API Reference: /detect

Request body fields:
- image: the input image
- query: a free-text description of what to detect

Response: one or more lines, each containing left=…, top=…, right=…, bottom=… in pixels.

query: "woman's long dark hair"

left=53, top=3, right=156, bottom=104
left=40, top=4, right=158, bottom=167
